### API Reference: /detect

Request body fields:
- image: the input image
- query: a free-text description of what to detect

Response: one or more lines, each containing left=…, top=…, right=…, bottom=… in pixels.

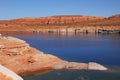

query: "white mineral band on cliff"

left=0, top=65, right=23, bottom=80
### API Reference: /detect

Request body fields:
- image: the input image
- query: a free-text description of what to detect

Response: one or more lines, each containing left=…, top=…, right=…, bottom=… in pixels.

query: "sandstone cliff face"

left=0, top=15, right=104, bottom=31
left=0, top=36, right=107, bottom=76
left=0, top=15, right=120, bottom=33
left=1, top=15, right=104, bottom=25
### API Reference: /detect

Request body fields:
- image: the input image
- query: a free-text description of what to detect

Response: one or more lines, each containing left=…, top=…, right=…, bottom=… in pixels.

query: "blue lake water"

left=2, top=32, right=120, bottom=80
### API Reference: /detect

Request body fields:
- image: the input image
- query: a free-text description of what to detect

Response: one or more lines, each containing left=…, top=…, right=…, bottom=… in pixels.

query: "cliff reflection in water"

left=23, top=65, right=120, bottom=80
left=1, top=31, right=120, bottom=37
left=1, top=31, right=120, bottom=43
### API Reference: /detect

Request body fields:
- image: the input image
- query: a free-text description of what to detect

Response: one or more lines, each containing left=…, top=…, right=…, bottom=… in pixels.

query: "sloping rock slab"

left=0, top=65, right=23, bottom=80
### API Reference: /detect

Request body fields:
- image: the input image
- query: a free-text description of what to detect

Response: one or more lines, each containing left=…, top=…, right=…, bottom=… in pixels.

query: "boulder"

left=88, top=62, right=107, bottom=70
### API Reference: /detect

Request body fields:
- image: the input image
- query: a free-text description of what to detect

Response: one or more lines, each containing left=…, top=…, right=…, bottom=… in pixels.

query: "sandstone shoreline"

left=0, top=65, right=23, bottom=80
left=0, top=35, right=107, bottom=78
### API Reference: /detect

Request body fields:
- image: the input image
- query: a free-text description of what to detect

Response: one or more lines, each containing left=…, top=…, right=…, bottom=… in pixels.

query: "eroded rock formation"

left=0, top=14, right=120, bottom=33
left=0, top=36, right=107, bottom=76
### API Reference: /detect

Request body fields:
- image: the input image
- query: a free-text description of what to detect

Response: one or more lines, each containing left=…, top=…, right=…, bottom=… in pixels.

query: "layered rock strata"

left=0, top=36, right=107, bottom=76
left=0, top=14, right=120, bottom=33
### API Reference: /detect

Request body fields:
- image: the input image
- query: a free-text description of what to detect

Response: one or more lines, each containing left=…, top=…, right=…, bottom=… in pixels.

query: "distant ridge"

left=108, top=14, right=120, bottom=19
left=10, top=15, right=103, bottom=19
left=0, top=14, right=120, bottom=33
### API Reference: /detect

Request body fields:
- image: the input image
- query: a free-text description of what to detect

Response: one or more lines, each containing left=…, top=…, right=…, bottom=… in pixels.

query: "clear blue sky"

left=0, top=0, right=120, bottom=20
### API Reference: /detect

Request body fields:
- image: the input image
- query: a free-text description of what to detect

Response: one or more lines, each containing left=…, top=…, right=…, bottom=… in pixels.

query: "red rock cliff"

left=0, top=14, right=119, bottom=32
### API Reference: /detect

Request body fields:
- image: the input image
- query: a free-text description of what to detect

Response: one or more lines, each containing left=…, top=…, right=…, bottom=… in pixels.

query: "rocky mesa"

left=0, top=35, right=107, bottom=76
left=0, top=14, right=120, bottom=33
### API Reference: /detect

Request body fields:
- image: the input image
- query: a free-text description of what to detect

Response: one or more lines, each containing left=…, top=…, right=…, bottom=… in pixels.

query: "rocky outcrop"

left=88, top=62, right=107, bottom=70
left=0, top=36, right=107, bottom=76
left=52, top=61, right=107, bottom=70
left=0, top=65, right=23, bottom=80
left=0, top=14, right=120, bottom=33
left=0, top=15, right=104, bottom=25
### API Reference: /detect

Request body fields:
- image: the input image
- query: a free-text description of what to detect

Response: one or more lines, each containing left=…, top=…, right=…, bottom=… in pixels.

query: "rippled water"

left=1, top=32, right=120, bottom=80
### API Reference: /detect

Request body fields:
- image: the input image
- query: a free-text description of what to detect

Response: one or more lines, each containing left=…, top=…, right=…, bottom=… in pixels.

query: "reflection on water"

left=1, top=31, right=120, bottom=80
left=23, top=65, right=120, bottom=80
left=1, top=31, right=120, bottom=37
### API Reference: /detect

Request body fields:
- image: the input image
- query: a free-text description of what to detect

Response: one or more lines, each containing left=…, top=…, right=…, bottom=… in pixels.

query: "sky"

left=0, top=0, right=120, bottom=20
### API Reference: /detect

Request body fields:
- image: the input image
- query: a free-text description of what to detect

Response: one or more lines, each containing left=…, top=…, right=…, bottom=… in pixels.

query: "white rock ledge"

left=52, top=61, right=107, bottom=71
left=0, top=65, right=23, bottom=80
left=88, top=62, right=107, bottom=70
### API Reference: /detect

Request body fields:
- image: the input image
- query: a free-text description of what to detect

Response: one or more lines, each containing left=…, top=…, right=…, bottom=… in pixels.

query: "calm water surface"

left=1, top=32, right=120, bottom=80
